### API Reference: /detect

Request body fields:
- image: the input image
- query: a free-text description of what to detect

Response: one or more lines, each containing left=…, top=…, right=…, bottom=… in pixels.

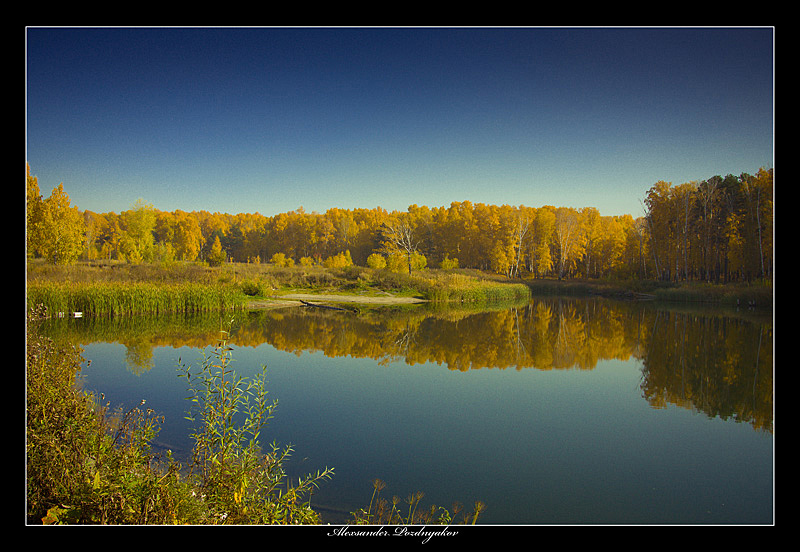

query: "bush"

left=270, top=253, right=294, bottom=268
left=386, top=252, right=427, bottom=274
left=323, top=250, right=353, bottom=269
left=240, top=279, right=264, bottom=297
left=26, top=307, right=333, bottom=524
left=26, top=305, right=484, bottom=525
left=366, top=253, right=387, bottom=270
left=178, top=326, right=334, bottom=524
left=439, top=255, right=459, bottom=270
left=26, top=305, right=189, bottom=524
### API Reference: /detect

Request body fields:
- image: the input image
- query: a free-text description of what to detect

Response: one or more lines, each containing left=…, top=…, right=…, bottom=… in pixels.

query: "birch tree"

left=554, top=207, right=579, bottom=279
left=380, top=213, right=418, bottom=276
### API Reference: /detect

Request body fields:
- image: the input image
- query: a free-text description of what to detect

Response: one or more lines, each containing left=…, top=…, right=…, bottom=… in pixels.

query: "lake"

left=41, top=296, right=774, bottom=525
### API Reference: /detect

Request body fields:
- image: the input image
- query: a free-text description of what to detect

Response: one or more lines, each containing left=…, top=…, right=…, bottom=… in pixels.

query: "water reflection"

left=45, top=297, right=773, bottom=433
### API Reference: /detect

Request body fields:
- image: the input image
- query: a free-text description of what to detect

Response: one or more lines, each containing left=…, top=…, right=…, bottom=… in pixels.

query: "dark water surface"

left=43, top=296, right=773, bottom=524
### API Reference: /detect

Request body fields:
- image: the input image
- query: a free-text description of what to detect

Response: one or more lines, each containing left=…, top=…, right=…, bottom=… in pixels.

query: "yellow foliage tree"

left=119, top=200, right=156, bottom=264
left=323, top=250, right=353, bottom=269
left=367, top=253, right=387, bottom=269
left=270, top=252, right=294, bottom=268
left=26, top=163, right=44, bottom=258
left=207, top=235, right=227, bottom=266
left=32, top=182, right=85, bottom=264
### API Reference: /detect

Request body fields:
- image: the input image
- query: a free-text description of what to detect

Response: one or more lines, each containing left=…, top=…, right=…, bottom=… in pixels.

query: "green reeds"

left=27, top=281, right=248, bottom=317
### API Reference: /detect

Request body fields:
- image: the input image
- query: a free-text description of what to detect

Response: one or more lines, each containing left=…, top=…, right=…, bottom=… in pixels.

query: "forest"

left=26, top=163, right=773, bottom=284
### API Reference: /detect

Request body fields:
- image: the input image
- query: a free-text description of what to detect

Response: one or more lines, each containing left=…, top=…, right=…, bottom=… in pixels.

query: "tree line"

left=26, top=163, right=773, bottom=283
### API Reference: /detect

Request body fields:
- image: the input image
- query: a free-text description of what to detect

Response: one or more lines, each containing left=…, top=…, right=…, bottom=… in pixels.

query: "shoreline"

left=247, top=293, right=428, bottom=309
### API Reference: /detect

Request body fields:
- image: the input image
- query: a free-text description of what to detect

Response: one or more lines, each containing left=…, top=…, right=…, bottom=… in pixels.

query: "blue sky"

left=25, top=27, right=774, bottom=218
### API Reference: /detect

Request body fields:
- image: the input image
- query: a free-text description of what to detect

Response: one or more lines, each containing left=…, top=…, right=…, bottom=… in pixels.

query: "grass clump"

left=26, top=281, right=248, bottom=316
left=349, top=478, right=485, bottom=525
left=416, top=271, right=531, bottom=304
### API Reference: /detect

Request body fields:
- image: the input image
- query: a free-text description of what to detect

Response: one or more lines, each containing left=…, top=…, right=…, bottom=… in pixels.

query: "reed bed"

left=419, top=272, right=531, bottom=303
left=27, top=281, right=248, bottom=316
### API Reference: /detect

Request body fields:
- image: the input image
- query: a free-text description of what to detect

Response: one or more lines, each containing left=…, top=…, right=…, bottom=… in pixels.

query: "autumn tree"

left=380, top=212, right=419, bottom=276
left=643, top=181, right=674, bottom=280
left=29, top=180, right=86, bottom=265
left=235, top=212, right=268, bottom=263
left=696, top=176, right=722, bottom=281
left=525, top=207, right=554, bottom=278
left=34, top=163, right=769, bottom=284
left=553, top=207, right=580, bottom=279
left=119, top=199, right=157, bottom=263
left=578, top=207, right=601, bottom=278
left=26, top=163, right=44, bottom=258
left=207, top=235, right=226, bottom=266
left=640, top=169, right=773, bottom=283
left=510, top=207, right=532, bottom=278
left=740, top=168, right=773, bottom=280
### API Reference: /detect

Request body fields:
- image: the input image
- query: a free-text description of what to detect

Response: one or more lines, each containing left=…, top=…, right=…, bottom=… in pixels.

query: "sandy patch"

left=247, top=293, right=426, bottom=309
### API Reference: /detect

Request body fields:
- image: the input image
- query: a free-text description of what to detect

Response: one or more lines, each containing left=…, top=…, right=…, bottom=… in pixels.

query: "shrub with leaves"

left=26, top=305, right=190, bottom=524
left=178, top=322, right=333, bottom=524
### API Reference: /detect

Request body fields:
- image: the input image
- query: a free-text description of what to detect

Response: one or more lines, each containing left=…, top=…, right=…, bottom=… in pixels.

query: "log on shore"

left=299, top=299, right=351, bottom=311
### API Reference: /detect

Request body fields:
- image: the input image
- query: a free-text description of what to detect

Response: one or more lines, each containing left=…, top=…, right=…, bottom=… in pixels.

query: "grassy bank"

left=26, top=260, right=532, bottom=313
left=523, top=277, right=773, bottom=309
left=26, top=281, right=248, bottom=316
left=27, top=259, right=770, bottom=313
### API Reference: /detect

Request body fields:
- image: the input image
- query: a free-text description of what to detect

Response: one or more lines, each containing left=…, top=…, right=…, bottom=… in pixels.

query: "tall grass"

left=26, top=281, right=248, bottom=316
left=26, top=259, right=532, bottom=311
left=416, top=272, right=531, bottom=304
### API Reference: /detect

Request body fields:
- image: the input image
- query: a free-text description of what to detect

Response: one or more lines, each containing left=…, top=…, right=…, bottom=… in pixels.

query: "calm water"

left=42, top=297, right=774, bottom=525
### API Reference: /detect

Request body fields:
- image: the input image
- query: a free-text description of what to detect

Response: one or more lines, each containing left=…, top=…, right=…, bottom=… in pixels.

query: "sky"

left=25, top=26, right=774, bottom=218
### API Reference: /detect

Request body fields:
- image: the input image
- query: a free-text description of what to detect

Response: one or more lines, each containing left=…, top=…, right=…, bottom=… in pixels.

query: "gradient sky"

left=25, top=26, right=774, bottom=218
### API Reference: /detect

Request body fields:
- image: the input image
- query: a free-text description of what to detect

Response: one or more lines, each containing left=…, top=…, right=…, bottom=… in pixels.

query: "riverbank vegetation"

left=26, top=307, right=484, bottom=524
left=27, top=256, right=771, bottom=317
left=26, top=258, right=533, bottom=315
left=26, top=305, right=328, bottom=524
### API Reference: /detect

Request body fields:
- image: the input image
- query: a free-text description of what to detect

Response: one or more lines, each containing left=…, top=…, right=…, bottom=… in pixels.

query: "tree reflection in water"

left=45, top=297, right=773, bottom=433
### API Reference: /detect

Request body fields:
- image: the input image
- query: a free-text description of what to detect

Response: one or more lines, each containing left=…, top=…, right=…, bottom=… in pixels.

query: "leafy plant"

left=178, top=321, right=333, bottom=524
left=26, top=305, right=190, bottom=524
